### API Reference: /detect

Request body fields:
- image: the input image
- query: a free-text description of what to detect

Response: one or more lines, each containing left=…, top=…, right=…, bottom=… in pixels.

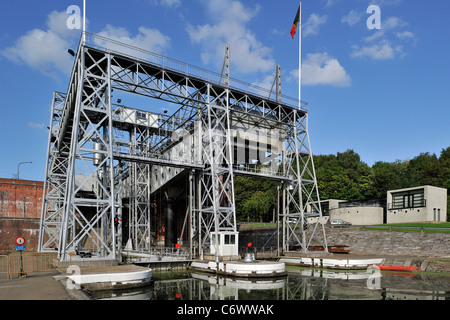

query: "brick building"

left=0, top=178, right=44, bottom=252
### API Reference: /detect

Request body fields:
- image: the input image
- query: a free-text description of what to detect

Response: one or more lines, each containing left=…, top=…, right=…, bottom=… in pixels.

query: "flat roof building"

left=387, top=185, right=447, bottom=224
left=310, top=185, right=447, bottom=226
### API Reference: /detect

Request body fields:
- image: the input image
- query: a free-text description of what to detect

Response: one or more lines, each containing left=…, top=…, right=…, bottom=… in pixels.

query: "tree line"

left=234, top=146, right=450, bottom=222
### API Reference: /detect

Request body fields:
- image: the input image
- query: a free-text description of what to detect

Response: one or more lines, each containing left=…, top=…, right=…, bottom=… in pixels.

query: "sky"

left=0, top=0, right=449, bottom=181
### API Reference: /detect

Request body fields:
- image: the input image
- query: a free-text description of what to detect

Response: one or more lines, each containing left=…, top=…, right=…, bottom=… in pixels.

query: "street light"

left=17, top=162, right=32, bottom=180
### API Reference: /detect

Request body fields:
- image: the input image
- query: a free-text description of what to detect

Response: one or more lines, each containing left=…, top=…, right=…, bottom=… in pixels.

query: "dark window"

left=225, top=234, right=235, bottom=245
left=136, top=111, right=147, bottom=120
left=321, top=202, right=330, bottom=216
left=391, top=189, right=425, bottom=210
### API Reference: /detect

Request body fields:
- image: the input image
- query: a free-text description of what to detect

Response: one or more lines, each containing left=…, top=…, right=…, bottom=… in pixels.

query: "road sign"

left=15, top=236, right=26, bottom=246
left=14, top=239, right=27, bottom=277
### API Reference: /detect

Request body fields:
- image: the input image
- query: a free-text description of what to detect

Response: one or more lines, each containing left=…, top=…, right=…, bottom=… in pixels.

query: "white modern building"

left=309, top=199, right=383, bottom=226
left=387, top=185, right=447, bottom=223
left=311, top=185, right=447, bottom=226
left=330, top=203, right=384, bottom=226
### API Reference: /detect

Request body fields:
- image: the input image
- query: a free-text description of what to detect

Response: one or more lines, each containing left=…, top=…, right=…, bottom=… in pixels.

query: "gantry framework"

left=38, top=32, right=327, bottom=261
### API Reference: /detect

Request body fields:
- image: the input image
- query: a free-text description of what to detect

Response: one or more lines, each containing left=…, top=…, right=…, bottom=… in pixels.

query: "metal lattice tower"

left=38, top=33, right=327, bottom=261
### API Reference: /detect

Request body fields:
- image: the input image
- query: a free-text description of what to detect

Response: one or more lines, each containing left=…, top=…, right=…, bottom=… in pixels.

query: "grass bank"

left=361, top=222, right=450, bottom=233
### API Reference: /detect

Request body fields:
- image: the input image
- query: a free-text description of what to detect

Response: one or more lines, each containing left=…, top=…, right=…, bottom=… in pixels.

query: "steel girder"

left=196, top=85, right=237, bottom=261
left=38, top=92, right=69, bottom=252
left=39, top=33, right=327, bottom=261
left=130, top=125, right=151, bottom=251
left=281, top=111, right=328, bottom=253
left=58, top=45, right=119, bottom=260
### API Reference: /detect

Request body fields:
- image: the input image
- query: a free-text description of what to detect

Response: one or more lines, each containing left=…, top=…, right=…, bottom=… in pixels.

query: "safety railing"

left=0, top=255, right=9, bottom=280
left=3, top=253, right=59, bottom=279
left=387, top=199, right=427, bottom=210
left=233, top=163, right=284, bottom=178
left=124, top=246, right=190, bottom=263
left=238, top=246, right=279, bottom=259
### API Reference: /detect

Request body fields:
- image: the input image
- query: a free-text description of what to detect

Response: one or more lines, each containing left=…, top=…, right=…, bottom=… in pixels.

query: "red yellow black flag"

left=290, top=5, right=300, bottom=39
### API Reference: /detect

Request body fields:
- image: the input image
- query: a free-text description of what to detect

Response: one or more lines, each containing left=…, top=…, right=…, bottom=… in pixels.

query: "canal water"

left=90, top=266, right=450, bottom=300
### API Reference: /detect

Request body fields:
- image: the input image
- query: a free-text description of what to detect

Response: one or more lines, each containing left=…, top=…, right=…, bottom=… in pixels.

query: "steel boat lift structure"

left=38, top=32, right=328, bottom=263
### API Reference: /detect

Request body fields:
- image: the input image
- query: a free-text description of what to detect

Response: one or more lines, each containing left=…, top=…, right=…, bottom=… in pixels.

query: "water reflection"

left=91, top=267, right=450, bottom=300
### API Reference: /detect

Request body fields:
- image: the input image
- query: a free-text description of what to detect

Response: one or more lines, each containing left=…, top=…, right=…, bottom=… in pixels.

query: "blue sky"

left=0, top=0, right=449, bottom=181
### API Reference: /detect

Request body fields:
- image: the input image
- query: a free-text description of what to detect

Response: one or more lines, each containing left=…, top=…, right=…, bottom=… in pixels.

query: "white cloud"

left=383, top=16, right=408, bottom=30
left=28, top=122, right=46, bottom=129
left=325, top=0, right=340, bottom=7
left=351, top=41, right=403, bottom=60
left=396, top=31, right=414, bottom=39
left=351, top=16, right=414, bottom=61
left=364, top=16, right=408, bottom=42
left=395, top=30, right=417, bottom=45
left=46, top=10, right=83, bottom=40
left=1, top=10, right=79, bottom=78
left=254, top=74, right=275, bottom=89
left=291, top=53, right=351, bottom=87
left=2, top=10, right=171, bottom=79
left=303, top=14, right=327, bottom=37
left=341, top=10, right=363, bottom=26
left=96, top=25, right=171, bottom=54
left=2, top=29, right=74, bottom=78
left=159, top=0, right=182, bottom=7
left=186, top=0, right=275, bottom=74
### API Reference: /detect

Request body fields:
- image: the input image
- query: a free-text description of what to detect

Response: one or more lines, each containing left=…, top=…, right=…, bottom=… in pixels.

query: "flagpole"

left=83, top=0, right=86, bottom=43
left=298, top=1, right=302, bottom=109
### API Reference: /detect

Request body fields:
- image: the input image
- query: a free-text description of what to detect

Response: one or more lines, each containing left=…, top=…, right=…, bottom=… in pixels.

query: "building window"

left=211, top=234, right=220, bottom=245
left=136, top=111, right=147, bottom=120
left=390, top=189, right=425, bottom=210
left=321, top=202, right=330, bottom=216
left=225, top=234, right=235, bottom=245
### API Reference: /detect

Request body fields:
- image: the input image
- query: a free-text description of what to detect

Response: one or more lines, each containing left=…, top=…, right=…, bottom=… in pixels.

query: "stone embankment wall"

left=239, top=225, right=450, bottom=259
left=322, top=227, right=450, bottom=258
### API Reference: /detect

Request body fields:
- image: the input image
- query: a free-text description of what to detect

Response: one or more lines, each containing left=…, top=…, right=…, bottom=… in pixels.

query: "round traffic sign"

left=15, top=236, right=26, bottom=246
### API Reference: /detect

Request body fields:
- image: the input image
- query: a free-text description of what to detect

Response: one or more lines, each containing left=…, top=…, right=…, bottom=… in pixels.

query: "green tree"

left=234, top=175, right=277, bottom=222
left=234, top=146, right=450, bottom=221
left=439, top=147, right=450, bottom=188
left=372, top=160, right=409, bottom=197
left=406, top=152, right=442, bottom=187
left=242, top=191, right=271, bottom=222
left=315, top=150, right=375, bottom=201
left=438, top=147, right=450, bottom=218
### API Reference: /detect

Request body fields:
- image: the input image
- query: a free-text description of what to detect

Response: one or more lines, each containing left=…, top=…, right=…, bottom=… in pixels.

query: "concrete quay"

left=0, top=272, right=78, bottom=300
left=0, top=263, right=153, bottom=300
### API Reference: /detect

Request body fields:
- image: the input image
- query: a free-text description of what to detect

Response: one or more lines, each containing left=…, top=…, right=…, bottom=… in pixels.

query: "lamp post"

left=17, top=162, right=32, bottom=180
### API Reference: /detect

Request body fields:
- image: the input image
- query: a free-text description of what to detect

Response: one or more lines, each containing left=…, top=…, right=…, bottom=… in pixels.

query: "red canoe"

left=375, top=265, right=421, bottom=272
